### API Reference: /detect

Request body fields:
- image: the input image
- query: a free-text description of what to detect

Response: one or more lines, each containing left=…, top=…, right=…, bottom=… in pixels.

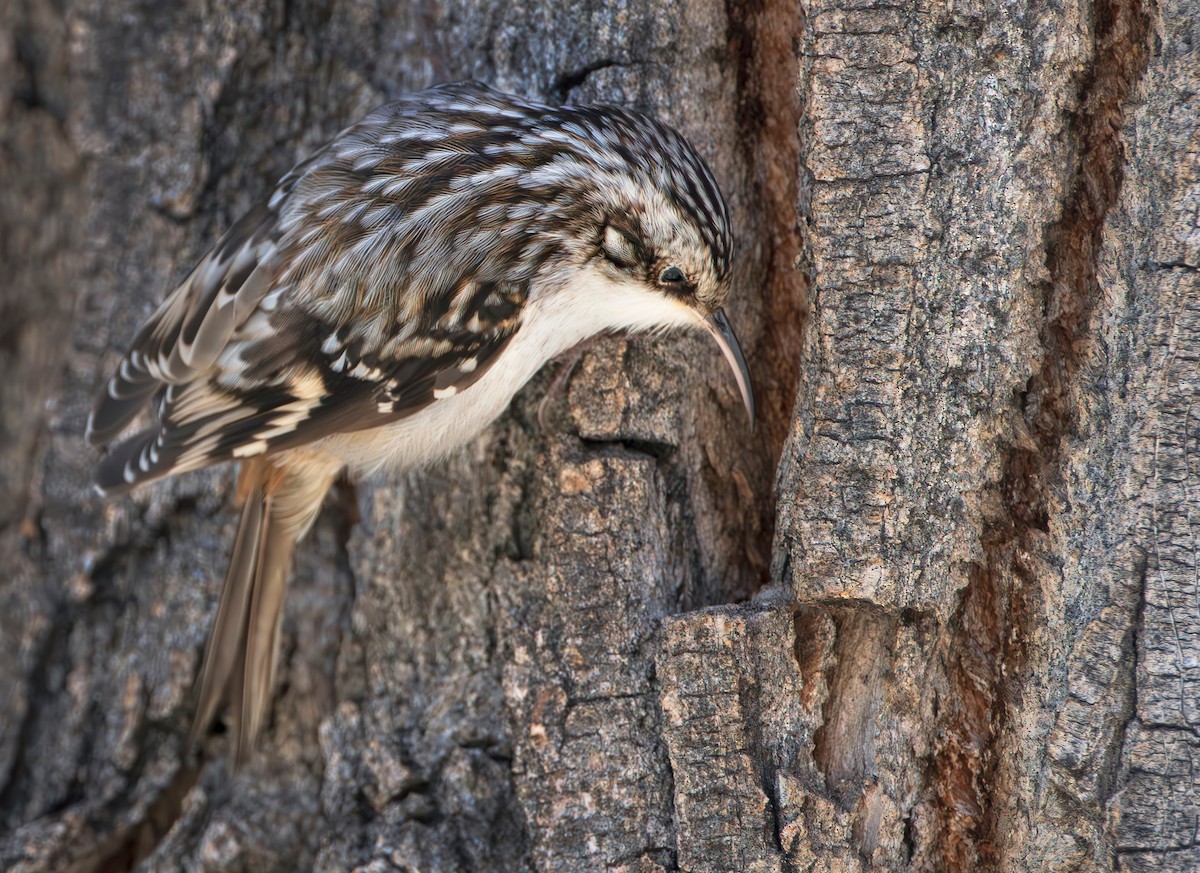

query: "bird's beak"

left=703, top=308, right=755, bottom=427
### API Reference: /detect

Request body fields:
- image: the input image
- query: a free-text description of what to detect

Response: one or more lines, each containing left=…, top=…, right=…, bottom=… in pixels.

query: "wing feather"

left=94, top=259, right=525, bottom=494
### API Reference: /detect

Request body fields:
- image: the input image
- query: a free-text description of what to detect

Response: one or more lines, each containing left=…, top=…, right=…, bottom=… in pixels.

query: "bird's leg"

left=537, top=337, right=600, bottom=429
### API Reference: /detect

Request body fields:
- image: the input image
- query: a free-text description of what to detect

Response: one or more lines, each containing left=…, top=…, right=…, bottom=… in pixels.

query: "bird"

left=87, top=81, right=754, bottom=764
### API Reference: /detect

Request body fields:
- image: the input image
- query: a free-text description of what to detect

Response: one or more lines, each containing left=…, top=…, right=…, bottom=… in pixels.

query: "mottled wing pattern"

left=89, top=92, right=535, bottom=495
left=86, top=202, right=284, bottom=447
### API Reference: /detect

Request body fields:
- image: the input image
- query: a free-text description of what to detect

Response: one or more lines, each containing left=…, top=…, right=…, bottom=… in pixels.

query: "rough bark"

left=0, top=0, right=1194, bottom=872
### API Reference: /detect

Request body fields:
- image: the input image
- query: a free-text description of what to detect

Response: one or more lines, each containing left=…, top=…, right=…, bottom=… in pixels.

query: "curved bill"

left=703, top=308, right=755, bottom=427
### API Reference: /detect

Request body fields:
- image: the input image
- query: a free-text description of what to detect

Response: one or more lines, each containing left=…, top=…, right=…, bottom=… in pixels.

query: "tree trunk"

left=0, top=0, right=1193, bottom=870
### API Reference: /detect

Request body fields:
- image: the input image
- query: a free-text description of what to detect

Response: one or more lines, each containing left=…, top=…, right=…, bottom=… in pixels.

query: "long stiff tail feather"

left=190, top=456, right=339, bottom=765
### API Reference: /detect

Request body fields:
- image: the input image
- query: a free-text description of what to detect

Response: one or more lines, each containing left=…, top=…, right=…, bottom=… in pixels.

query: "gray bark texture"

left=0, top=0, right=1194, bottom=870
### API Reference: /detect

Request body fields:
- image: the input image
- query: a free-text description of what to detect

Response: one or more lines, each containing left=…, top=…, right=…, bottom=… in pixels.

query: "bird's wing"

left=86, top=201, right=285, bottom=448
left=90, top=140, right=528, bottom=496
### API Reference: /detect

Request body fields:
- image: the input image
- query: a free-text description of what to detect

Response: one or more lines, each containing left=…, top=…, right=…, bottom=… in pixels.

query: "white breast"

left=319, top=265, right=699, bottom=476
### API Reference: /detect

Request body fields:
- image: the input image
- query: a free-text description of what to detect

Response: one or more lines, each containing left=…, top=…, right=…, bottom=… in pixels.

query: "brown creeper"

left=88, top=81, right=753, bottom=763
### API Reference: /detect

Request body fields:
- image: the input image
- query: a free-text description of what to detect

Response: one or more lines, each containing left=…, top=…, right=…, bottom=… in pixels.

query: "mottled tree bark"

left=0, top=0, right=1194, bottom=871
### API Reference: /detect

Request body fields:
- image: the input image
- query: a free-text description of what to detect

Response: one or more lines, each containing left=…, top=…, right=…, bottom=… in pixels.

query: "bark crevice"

left=724, top=0, right=808, bottom=587
left=930, top=0, right=1152, bottom=867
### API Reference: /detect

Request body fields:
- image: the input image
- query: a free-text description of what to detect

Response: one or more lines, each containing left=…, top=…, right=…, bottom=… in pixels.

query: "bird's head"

left=526, top=102, right=755, bottom=424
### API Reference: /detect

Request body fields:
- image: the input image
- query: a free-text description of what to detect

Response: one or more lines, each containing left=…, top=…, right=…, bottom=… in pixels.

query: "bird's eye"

left=602, top=226, right=640, bottom=269
left=659, top=266, right=686, bottom=284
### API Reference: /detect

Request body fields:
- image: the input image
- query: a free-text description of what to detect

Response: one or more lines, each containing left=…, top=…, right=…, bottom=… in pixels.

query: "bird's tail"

left=190, top=456, right=339, bottom=765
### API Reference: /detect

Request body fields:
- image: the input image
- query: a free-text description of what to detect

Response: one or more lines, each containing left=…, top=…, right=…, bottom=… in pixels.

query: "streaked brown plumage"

left=89, top=81, right=753, bottom=764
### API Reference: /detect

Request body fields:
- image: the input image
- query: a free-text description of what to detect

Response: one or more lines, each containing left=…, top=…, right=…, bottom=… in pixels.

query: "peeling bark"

left=2, top=0, right=1198, bottom=871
